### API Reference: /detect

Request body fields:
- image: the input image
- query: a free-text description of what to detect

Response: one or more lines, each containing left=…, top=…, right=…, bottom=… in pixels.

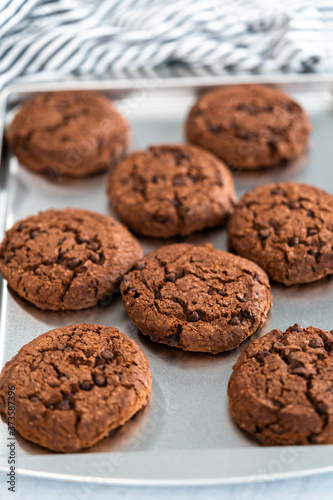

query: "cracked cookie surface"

left=186, top=84, right=311, bottom=170
left=228, top=324, right=333, bottom=445
left=227, top=182, right=333, bottom=286
left=108, top=144, right=236, bottom=238
left=0, top=324, right=152, bottom=452
left=120, top=243, right=272, bottom=354
left=7, top=91, right=129, bottom=177
left=0, top=208, right=142, bottom=310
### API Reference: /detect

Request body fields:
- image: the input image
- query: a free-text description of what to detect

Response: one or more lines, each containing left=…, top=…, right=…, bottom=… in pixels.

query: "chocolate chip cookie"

left=0, top=324, right=152, bottom=452
left=120, top=243, right=272, bottom=354
left=0, top=208, right=142, bottom=310
left=186, top=85, right=311, bottom=169
left=228, top=182, right=333, bottom=286
left=228, top=324, right=333, bottom=445
left=108, top=144, right=236, bottom=238
left=7, top=91, right=129, bottom=177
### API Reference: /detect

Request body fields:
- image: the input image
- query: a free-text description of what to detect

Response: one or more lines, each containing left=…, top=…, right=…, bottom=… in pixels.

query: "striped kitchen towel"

left=0, top=0, right=332, bottom=89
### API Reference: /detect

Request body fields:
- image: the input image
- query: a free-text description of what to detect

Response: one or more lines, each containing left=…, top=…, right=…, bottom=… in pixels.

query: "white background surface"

left=2, top=472, right=333, bottom=499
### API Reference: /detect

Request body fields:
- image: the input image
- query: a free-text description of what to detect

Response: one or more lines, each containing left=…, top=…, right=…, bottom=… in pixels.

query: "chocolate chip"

left=271, top=187, right=285, bottom=196
left=188, top=311, right=201, bottom=322
left=270, top=424, right=283, bottom=434
left=292, top=366, right=308, bottom=376
left=135, top=262, right=146, bottom=270
left=258, top=228, right=270, bottom=240
left=155, top=291, right=161, bottom=299
left=68, top=258, right=81, bottom=269
left=133, top=185, right=145, bottom=194
left=94, top=374, right=106, bottom=387
left=316, top=402, right=327, bottom=415
left=264, top=103, right=274, bottom=112
left=56, top=399, right=71, bottom=410
left=101, top=349, right=114, bottom=360
left=309, top=338, right=323, bottom=348
left=98, top=294, right=113, bottom=306
left=165, top=334, right=179, bottom=347
left=88, top=241, right=99, bottom=251
left=257, top=350, right=270, bottom=362
left=64, top=346, right=73, bottom=352
left=218, top=290, right=227, bottom=297
left=236, top=129, right=255, bottom=141
left=57, top=249, right=68, bottom=263
left=288, top=236, right=299, bottom=247
left=282, top=102, right=293, bottom=112
left=236, top=293, right=247, bottom=302
left=153, top=214, right=168, bottom=224
left=150, top=334, right=160, bottom=342
left=172, top=176, right=185, bottom=187
left=127, top=288, right=139, bottom=298
left=17, top=223, right=26, bottom=232
left=290, top=324, right=303, bottom=332
left=288, top=200, right=299, bottom=209
left=30, top=229, right=40, bottom=239
left=80, top=380, right=92, bottom=391
left=236, top=104, right=257, bottom=115
left=209, top=124, right=221, bottom=134
left=90, top=253, right=101, bottom=264
left=241, top=309, right=252, bottom=319
left=174, top=150, right=189, bottom=165
left=151, top=176, right=164, bottom=185
left=77, top=235, right=90, bottom=244
left=307, top=228, right=318, bottom=237
left=29, top=395, right=39, bottom=402
left=268, top=140, right=278, bottom=153
left=166, top=272, right=177, bottom=283
left=97, top=364, right=105, bottom=370
left=4, top=253, right=12, bottom=263
left=230, top=316, right=240, bottom=325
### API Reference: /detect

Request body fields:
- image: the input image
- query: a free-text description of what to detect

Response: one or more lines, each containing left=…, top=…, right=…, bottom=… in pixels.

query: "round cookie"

left=228, top=182, right=333, bottom=286
left=0, top=208, right=142, bottom=310
left=7, top=91, right=129, bottom=177
left=186, top=84, right=311, bottom=170
left=228, top=324, right=333, bottom=446
left=0, top=324, right=152, bottom=452
left=108, top=144, right=236, bottom=238
left=120, top=243, right=272, bottom=354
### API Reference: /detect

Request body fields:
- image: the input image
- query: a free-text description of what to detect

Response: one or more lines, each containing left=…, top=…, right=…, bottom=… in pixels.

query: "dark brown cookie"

left=7, top=91, right=129, bottom=177
left=228, top=324, right=333, bottom=446
left=0, top=324, right=152, bottom=452
left=186, top=84, right=311, bottom=170
left=120, top=243, right=272, bottom=354
left=228, top=182, right=333, bottom=286
left=108, top=144, right=236, bottom=238
left=0, top=208, right=142, bottom=310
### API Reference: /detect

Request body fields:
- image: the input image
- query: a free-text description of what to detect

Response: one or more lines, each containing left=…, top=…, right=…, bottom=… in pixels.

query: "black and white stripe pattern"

left=0, top=0, right=332, bottom=89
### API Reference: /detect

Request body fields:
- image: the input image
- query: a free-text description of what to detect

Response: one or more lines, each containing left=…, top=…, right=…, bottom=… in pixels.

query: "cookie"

left=228, top=324, right=333, bottom=446
left=186, top=84, right=311, bottom=170
left=120, top=243, right=272, bottom=354
left=0, top=208, right=142, bottom=310
left=0, top=324, right=152, bottom=452
left=7, top=91, right=129, bottom=177
left=108, top=144, right=236, bottom=238
left=228, top=182, right=333, bottom=286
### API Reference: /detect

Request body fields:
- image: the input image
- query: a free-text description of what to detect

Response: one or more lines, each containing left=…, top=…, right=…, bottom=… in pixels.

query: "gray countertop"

left=2, top=472, right=333, bottom=500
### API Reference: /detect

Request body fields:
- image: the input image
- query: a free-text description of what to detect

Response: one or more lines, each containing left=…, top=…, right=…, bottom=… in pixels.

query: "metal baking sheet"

left=1, top=76, right=333, bottom=485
